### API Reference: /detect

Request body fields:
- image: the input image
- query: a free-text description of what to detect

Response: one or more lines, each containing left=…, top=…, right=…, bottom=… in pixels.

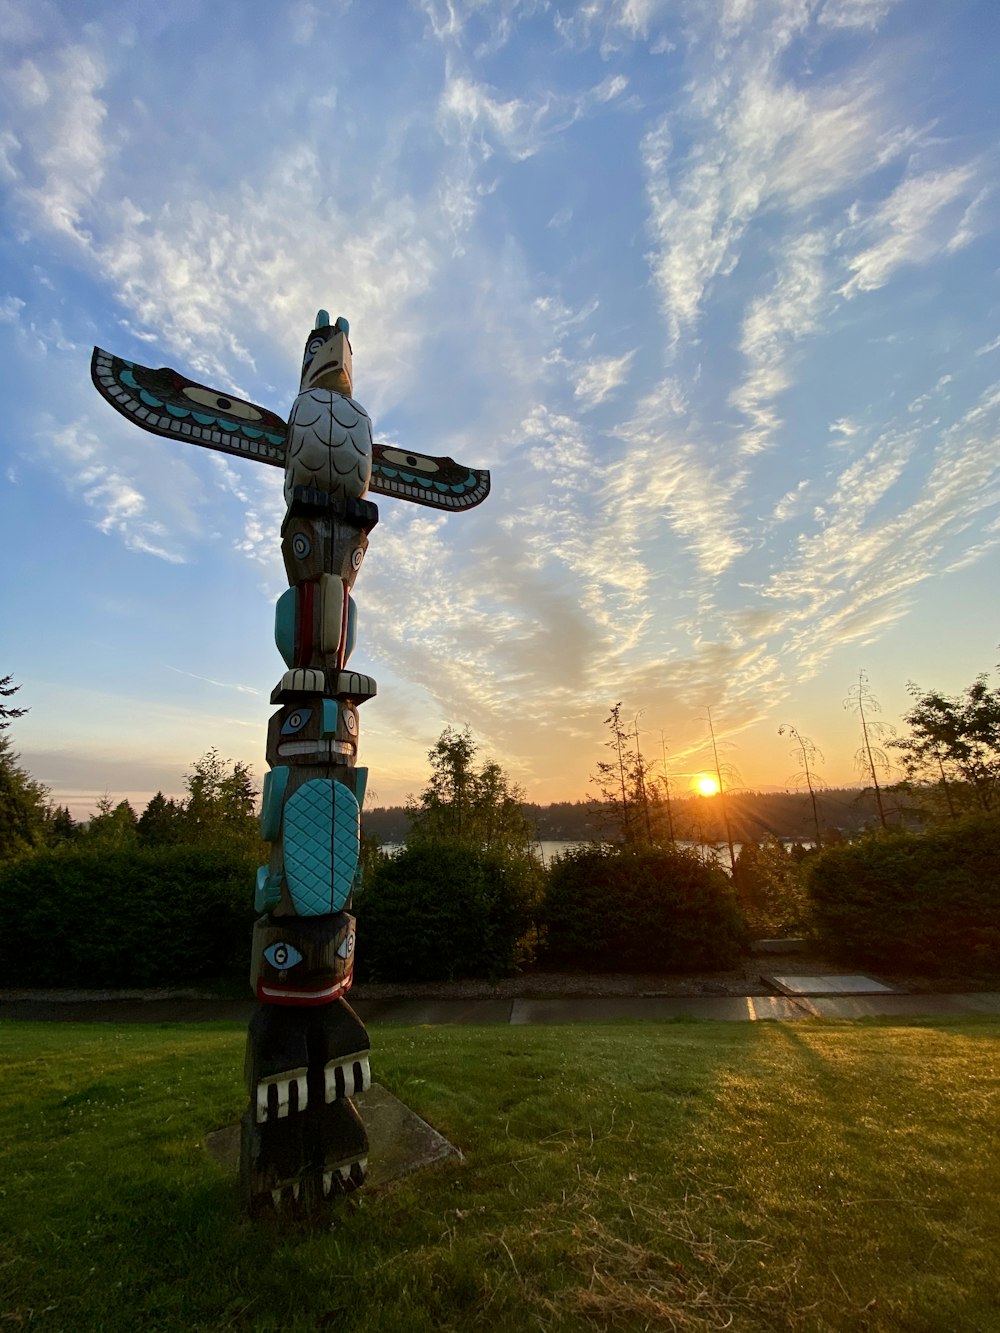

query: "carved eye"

left=181, top=386, right=263, bottom=420
left=263, top=942, right=303, bottom=970
left=305, top=336, right=326, bottom=359
left=381, top=448, right=439, bottom=474
left=344, top=711, right=358, bottom=735
left=336, top=932, right=355, bottom=959
left=281, top=708, right=312, bottom=734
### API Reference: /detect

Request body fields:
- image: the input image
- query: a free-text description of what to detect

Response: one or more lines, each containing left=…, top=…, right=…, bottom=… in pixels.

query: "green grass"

left=2, top=1017, right=999, bottom=1331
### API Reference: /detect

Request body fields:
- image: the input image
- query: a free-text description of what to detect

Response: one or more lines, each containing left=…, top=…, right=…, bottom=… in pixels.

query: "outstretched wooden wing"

left=369, top=444, right=490, bottom=511
left=91, top=347, right=491, bottom=511
left=91, top=348, right=289, bottom=467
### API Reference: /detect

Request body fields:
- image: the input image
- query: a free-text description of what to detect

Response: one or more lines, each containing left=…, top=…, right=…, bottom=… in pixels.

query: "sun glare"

left=695, top=775, right=720, bottom=796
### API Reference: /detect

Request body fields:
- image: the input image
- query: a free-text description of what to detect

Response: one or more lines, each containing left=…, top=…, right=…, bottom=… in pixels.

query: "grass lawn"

left=1, top=1016, right=999, bottom=1332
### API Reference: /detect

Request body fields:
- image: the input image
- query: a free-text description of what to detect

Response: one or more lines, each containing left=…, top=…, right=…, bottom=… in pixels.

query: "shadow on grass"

left=3, top=1017, right=1000, bottom=1331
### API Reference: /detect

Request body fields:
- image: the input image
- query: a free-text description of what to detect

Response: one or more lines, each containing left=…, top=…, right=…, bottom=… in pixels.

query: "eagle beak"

left=304, top=331, right=353, bottom=395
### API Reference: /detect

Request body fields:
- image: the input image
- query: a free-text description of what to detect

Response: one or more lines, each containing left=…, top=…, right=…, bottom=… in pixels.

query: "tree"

left=844, top=671, right=894, bottom=829
left=778, top=723, right=825, bottom=845
left=0, top=734, right=49, bottom=862
left=85, top=794, right=139, bottom=848
left=0, top=677, right=49, bottom=862
left=137, top=791, right=185, bottom=846
left=0, top=675, right=28, bottom=729
left=591, top=702, right=654, bottom=844
left=407, top=726, right=536, bottom=856
left=181, top=748, right=260, bottom=850
left=43, top=804, right=79, bottom=847
left=889, top=674, right=1000, bottom=817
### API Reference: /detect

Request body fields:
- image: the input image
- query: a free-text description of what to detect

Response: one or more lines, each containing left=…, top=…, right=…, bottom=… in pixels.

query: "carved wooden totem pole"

left=91, top=309, right=489, bottom=1210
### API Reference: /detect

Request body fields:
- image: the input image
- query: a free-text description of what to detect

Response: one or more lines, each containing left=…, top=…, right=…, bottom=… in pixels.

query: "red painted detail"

left=256, top=973, right=354, bottom=1007
left=295, top=580, right=315, bottom=667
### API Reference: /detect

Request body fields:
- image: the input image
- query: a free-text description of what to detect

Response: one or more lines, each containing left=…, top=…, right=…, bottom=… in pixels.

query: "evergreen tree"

left=0, top=675, right=28, bottom=729
left=0, top=677, right=49, bottom=862
left=137, top=791, right=184, bottom=846
left=0, top=733, right=49, bottom=861
left=85, top=794, right=139, bottom=848
left=43, top=804, right=79, bottom=847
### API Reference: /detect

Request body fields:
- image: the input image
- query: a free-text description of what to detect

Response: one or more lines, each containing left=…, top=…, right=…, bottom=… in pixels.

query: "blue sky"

left=2, top=0, right=998, bottom=819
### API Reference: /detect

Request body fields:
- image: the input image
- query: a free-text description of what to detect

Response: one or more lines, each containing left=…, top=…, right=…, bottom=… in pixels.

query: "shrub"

left=732, top=836, right=811, bottom=937
left=0, top=846, right=257, bottom=988
left=354, top=842, right=540, bottom=982
left=540, top=844, right=745, bottom=971
left=805, top=814, right=1000, bottom=974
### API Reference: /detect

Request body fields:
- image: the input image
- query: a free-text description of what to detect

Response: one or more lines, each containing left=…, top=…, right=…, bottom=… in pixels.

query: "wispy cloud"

left=842, top=164, right=983, bottom=296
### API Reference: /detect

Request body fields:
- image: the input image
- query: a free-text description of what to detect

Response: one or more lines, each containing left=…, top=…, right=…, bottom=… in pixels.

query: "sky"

left=1, top=0, right=999, bottom=821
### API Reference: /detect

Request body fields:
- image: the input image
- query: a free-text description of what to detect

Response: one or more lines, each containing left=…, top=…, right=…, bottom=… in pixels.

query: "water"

left=379, top=839, right=774, bottom=869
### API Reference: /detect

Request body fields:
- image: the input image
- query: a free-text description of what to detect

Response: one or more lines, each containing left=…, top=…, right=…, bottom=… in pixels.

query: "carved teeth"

left=324, top=1054, right=371, bottom=1103
left=271, top=1189, right=282, bottom=1209
left=255, top=1068, right=308, bottom=1123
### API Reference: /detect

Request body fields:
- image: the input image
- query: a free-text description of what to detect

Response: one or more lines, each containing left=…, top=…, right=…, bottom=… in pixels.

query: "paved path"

left=3, top=992, right=1000, bottom=1025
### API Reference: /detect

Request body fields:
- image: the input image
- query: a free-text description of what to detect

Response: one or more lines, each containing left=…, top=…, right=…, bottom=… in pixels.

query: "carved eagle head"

left=300, top=310, right=353, bottom=396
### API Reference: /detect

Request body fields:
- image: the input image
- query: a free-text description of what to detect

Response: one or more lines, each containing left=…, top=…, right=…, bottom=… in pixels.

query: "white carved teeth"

left=323, top=1054, right=371, bottom=1103
left=321, top=1159, right=368, bottom=1197
left=255, top=1068, right=309, bottom=1123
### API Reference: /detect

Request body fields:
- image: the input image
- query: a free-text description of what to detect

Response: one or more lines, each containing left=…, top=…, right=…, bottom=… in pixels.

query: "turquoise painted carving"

left=283, top=779, right=360, bottom=916
left=90, top=310, right=489, bottom=1214
left=321, top=698, right=339, bottom=736
left=274, top=588, right=296, bottom=667
left=254, top=865, right=283, bottom=912
left=260, top=765, right=291, bottom=840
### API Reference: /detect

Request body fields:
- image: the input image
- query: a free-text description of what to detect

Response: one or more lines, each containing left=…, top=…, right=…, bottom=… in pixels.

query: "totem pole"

left=91, top=310, right=489, bottom=1210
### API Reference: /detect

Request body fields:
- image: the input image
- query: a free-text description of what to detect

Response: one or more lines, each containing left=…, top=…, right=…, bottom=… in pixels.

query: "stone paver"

left=769, top=974, right=895, bottom=996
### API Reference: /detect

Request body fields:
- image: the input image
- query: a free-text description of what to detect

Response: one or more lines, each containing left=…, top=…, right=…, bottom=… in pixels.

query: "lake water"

left=379, top=840, right=771, bottom=869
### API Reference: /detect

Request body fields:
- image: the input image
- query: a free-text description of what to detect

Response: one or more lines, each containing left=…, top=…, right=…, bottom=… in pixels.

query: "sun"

left=694, top=775, right=720, bottom=796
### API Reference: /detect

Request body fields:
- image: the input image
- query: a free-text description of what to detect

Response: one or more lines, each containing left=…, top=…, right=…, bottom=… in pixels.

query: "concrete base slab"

left=509, top=995, right=806, bottom=1023
left=769, top=974, right=895, bottom=996
left=205, top=1083, right=461, bottom=1189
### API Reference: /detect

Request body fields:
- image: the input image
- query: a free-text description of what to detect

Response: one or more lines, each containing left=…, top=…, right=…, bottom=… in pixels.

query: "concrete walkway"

left=3, top=991, right=1000, bottom=1025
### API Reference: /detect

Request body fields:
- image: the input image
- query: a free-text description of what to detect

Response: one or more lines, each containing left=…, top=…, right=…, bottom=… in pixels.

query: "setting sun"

left=694, top=775, right=720, bottom=796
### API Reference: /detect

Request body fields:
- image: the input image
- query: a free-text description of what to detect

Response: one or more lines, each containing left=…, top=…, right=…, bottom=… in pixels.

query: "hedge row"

left=9, top=819, right=996, bottom=987
left=540, top=844, right=744, bottom=972
left=354, top=843, right=539, bottom=983
left=0, top=846, right=257, bottom=987
left=806, top=814, right=1000, bottom=974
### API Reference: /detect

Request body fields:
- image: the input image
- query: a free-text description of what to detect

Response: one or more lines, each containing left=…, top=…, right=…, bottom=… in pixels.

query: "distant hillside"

left=362, top=787, right=896, bottom=846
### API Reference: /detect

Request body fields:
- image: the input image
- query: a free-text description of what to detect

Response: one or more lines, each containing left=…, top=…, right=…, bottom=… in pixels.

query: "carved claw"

left=324, top=1053, right=371, bottom=1103
left=323, top=1158, right=368, bottom=1197
left=255, top=1067, right=308, bottom=1123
